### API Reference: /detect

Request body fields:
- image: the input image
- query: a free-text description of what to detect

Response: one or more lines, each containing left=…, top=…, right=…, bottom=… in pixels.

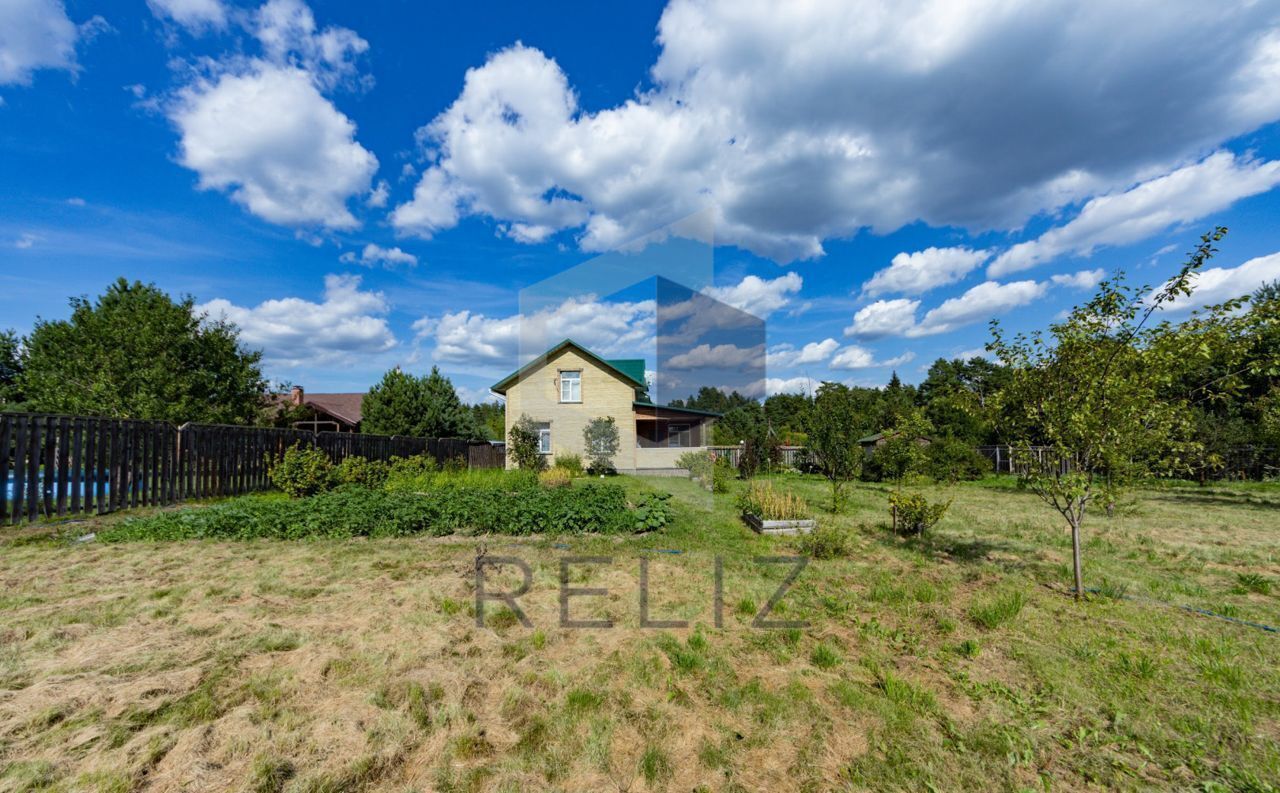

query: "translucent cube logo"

left=505, top=211, right=765, bottom=500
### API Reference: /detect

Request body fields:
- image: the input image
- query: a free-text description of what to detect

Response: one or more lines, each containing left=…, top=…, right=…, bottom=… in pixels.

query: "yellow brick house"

left=491, top=339, right=720, bottom=472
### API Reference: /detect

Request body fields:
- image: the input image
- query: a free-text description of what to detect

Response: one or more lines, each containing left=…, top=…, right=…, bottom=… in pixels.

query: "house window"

left=560, top=370, right=581, bottom=402
left=668, top=424, right=690, bottom=448
left=537, top=423, right=552, bottom=454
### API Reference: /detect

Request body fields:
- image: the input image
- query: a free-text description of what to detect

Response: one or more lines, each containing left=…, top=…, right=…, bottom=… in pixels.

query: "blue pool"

left=4, top=474, right=112, bottom=500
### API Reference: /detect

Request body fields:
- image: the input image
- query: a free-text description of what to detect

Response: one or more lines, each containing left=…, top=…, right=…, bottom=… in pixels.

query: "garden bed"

left=98, top=468, right=671, bottom=541
left=742, top=512, right=816, bottom=535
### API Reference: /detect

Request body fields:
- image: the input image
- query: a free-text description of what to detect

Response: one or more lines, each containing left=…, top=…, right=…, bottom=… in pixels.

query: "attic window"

left=560, top=370, right=581, bottom=402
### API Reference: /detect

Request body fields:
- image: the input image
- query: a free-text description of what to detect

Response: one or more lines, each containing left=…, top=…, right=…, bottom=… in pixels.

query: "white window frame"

left=538, top=426, right=552, bottom=454
left=559, top=370, right=581, bottom=403
left=668, top=423, right=690, bottom=448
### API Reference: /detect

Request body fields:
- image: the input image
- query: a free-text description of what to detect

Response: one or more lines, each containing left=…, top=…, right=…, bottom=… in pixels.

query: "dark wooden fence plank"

left=29, top=416, right=43, bottom=522
left=56, top=416, right=70, bottom=517
left=70, top=418, right=83, bottom=514
left=42, top=416, right=56, bottom=519
left=12, top=416, right=27, bottom=525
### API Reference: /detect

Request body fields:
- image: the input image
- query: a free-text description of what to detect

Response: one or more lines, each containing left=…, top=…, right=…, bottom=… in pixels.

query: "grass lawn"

left=1, top=474, right=1279, bottom=792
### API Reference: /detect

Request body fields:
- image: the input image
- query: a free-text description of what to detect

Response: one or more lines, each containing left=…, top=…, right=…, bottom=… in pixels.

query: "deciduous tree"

left=990, top=228, right=1277, bottom=598
left=805, top=382, right=865, bottom=511
left=19, top=278, right=266, bottom=423
left=583, top=416, right=620, bottom=474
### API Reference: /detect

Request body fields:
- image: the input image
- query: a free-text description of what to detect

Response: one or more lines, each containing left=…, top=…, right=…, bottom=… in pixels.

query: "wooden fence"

left=707, top=445, right=808, bottom=469
left=1, top=412, right=494, bottom=525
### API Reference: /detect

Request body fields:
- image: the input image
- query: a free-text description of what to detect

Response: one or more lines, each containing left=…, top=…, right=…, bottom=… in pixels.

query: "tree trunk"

left=1069, top=512, right=1084, bottom=599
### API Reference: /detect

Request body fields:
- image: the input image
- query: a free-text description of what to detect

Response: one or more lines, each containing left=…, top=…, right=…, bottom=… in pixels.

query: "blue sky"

left=3, top=0, right=1280, bottom=404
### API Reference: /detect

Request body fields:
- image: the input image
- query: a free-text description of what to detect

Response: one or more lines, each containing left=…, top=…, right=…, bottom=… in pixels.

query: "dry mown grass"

left=1, top=475, right=1278, bottom=792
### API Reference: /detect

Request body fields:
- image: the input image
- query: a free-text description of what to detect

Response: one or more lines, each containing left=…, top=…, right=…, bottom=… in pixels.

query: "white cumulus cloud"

left=165, top=0, right=377, bottom=230
left=339, top=243, right=418, bottom=268
left=393, top=2, right=1280, bottom=263
left=170, top=66, right=377, bottom=229
left=1157, top=252, right=1280, bottom=312
left=844, top=298, right=921, bottom=339
left=767, top=338, right=839, bottom=369
left=666, top=343, right=765, bottom=370
left=419, top=297, right=656, bottom=370
left=198, top=274, right=396, bottom=368
left=703, top=272, right=803, bottom=318
left=0, top=0, right=91, bottom=85
left=147, top=0, right=228, bottom=32
left=862, top=247, right=989, bottom=297
left=989, top=152, right=1280, bottom=276
left=848, top=281, right=1046, bottom=338
left=1050, top=268, right=1105, bottom=289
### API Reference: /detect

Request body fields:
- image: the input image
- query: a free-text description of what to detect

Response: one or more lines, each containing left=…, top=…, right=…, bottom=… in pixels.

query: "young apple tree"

left=805, top=382, right=864, bottom=511
left=989, top=228, right=1277, bottom=598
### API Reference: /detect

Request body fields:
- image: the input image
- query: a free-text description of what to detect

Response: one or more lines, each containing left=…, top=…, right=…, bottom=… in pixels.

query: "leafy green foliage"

left=712, top=456, right=733, bottom=493
left=101, top=474, right=662, bottom=541
left=0, top=329, right=22, bottom=409
left=795, top=523, right=853, bottom=559
left=676, top=450, right=713, bottom=488
left=805, top=382, right=865, bottom=511
left=553, top=453, right=583, bottom=476
left=334, top=456, right=390, bottom=489
left=916, top=356, right=1010, bottom=444
left=470, top=401, right=505, bottom=441
left=268, top=444, right=335, bottom=498
left=872, top=408, right=934, bottom=484
left=989, top=227, right=1278, bottom=595
left=888, top=491, right=951, bottom=534
left=361, top=366, right=481, bottom=439
left=924, top=437, right=991, bottom=482
left=508, top=413, right=546, bottom=471
left=629, top=491, right=672, bottom=532
left=582, top=416, right=620, bottom=474
left=18, top=278, right=267, bottom=422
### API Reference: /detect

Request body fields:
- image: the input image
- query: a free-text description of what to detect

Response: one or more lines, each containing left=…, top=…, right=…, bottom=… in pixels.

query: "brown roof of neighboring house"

left=270, top=391, right=364, bottom=426
left=304, top=393, right=364, bottom=426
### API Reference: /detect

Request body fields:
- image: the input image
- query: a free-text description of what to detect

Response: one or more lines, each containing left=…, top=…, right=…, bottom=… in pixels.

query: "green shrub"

left=630, top=492, right=672, bottom=532
left=676, top=450, right=713, bottom=488
left=924, top=437, right=990, bottom=482
left=795, top=523, right=852, bottom=559
left=888, top=491, right=951, bottom=534
left=268, top=444, right=335, bottom=498
left=334, top=456, right=390, bottom=489
left=583, top=416, right=620, bottom=474
left=388, top=454, right=438, bottom=477
left=442, top=455, right=468, bottom=474
left=711, top=457, right=733, bottom=494
left=509, top=414, right=547, bottom=472
left=553, top=453, right=584, bottom=476
left=101, top=475, right=666, bottom=541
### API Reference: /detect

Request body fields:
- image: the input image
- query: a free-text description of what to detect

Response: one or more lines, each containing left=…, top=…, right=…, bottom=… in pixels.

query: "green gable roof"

left=606, top=358, right=646, bottom=386
left=490, top=339, right=648, bottom=395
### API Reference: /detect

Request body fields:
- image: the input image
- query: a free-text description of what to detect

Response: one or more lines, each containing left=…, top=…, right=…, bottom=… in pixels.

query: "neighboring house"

left=491, top=339, right=720, bottom=472
left=274, top=386, right=364, bottom=432
left=857, top=431, right=931, bottom=457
